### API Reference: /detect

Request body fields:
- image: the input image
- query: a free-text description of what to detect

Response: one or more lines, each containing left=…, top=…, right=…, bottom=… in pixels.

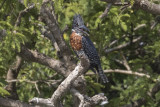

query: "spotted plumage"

left=70, top=14, right=108, bottom=83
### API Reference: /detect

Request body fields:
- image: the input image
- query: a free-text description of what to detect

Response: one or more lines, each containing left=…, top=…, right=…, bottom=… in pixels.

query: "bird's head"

left=72, top=14, right=90, bottom=36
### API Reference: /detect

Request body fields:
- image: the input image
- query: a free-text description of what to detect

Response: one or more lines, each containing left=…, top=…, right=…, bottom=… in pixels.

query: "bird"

left=70, top=14, right=108, bottom=83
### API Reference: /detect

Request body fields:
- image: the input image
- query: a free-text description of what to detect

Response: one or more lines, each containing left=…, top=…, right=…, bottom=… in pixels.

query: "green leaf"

left=24, top=0, right=28, bottom=7
left=0, top=87, right=10, bottom=97
left=120, top=21, right=127, bottom=32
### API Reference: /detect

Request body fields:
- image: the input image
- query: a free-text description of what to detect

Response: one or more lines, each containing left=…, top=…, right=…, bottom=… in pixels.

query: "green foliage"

left=0, top=87, right=10, bottom=97
left=0, top=0, right=160, bottom=106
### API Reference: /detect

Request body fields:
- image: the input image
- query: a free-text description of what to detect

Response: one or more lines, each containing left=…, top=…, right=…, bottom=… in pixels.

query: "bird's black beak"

left=80, top=25, right=90, bottom=32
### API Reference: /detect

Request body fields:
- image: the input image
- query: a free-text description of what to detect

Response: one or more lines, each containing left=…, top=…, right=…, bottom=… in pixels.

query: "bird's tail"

left=97, top=65, right=109, bottom=83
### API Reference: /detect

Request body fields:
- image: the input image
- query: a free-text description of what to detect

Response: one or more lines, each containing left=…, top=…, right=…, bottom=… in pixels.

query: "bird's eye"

left=79, top=28, right=83, bottom=31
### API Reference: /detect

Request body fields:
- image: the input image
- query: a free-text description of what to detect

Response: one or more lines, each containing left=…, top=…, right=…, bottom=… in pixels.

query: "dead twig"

left=15, top=4, right=35, bottom=27
left=99, top=3, right=112, bottom=19
left=105, top=36, right=143, bottom=54
left=86, top=69, right=151, bottom=79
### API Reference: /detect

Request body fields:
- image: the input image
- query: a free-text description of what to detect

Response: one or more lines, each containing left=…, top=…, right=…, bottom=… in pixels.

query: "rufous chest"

left=70, top=32, right=82, bottom=51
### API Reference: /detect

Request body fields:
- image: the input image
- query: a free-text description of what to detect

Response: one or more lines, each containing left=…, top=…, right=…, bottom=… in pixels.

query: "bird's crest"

left=72, top=14, right=84, bottom=29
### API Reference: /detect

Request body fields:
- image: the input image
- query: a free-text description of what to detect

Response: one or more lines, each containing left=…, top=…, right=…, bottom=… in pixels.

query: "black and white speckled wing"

left=82, top=36, right=108, bottom=83
left=81, top=36, right=100, bottom=66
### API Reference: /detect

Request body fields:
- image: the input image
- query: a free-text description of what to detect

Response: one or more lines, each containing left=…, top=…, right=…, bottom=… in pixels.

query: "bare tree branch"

left=103, top=69, right=150, bottom=78
left=35, top=82, right=41, bottom=95
left=6, top=79, right=62, bottom=87
left=40, top=1, right=77, bottom=73
left=18, top=46, right=68, bottom=76
left=107, top=34, right=127, bottom=49
left=121, top=52, right=131, bottom=70
left=134, top=0, right=160, bottom=15
left=29, top=97, right=54, bottom=107
left=29, top=87, right=108, bottom=107
left=99, top=3, right=112, bottom=19
left=71, top=88, right=85, bottom=107
left=101, top=0, right=160, bottom=15
left=105, top=36, right=142, bottom=54
left=40, top=2, right=73, bottom=63
left=5, top=56, right=23, bottom=100
left=39, top=25, right=61, bottom=58
left=0, top=97, right=33, bottom=107
left=100, top=0, right=129, bottom=6
left=86, top=69, right=151, bottom=78
left=105, top=24, right=146, bottom=50
left=51, top=54, right=90, bottom=106
left=15, top=4, right=35, bottom=27
left=28, top=55, right=90, bottom=107
left=4, top=3, right=36, bottom=101
left=134, top=24, right=146, bottom=31
left=71, top=88, right=108, bottom=107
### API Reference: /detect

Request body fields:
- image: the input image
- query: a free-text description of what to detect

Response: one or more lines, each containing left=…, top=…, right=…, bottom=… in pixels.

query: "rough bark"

left=0, top=97, right=33, bottom=107
left=51, top=54, right=90, bottom=107
left=101, top=0, right=160, bottom=15
left=40, top=1, right=76, bottom=72
left=134, top=0, right=160, bottom=15
left=5, top=56, right=23, bottom=100
left=19, top=46, right=68, bottom=77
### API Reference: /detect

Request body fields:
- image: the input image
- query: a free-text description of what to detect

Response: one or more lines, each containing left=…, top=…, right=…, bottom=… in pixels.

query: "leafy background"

left=0, top=0, right=160, bottom=106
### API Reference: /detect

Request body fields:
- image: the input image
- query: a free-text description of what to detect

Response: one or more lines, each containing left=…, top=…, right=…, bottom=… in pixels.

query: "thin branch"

left=105, top=36, right=142, bottom=54
left=15, top=4, right=35, bottom=27
left=121, top=52, right=131, bottom=70
left=71, top=88, right=85, bottom=107
left=0, top=0, right=6, bottom=10
left=134, top=24, right=146, bottom=31
left=101, top=0, right=129, bottom=6
left=107, top=34, right=127, bottom=49
left=105, top=24, right=146, bottom=50
left=6, top=79, right=62, bottom=87
left=99, top=3, right=112, bottom=19
left=104, top=69, right=150, bottom=78
left=114, top=2, right=129, bottom=6
left=35, top=82, right=40, bottom=95
left=86, top=69, right=151, bottom=78
left=40, top=25, right=60, bottom=53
